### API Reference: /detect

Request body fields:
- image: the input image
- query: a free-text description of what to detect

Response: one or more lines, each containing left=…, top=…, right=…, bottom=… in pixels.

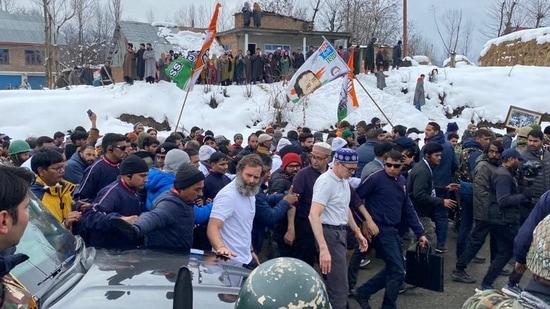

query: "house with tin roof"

left=0, top=11, right=59, bottom=89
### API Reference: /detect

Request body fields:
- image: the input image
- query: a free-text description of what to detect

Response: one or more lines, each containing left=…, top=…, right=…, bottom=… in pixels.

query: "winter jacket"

left=375, top=71, right=387, bottom=89
left=68, top=70, right=80, bottom=85
left=79, top=67, right=94, bottom=85
left=268, top=168, right=293, bottom=194
left=407, top=159, right=444, bottom=217
left=358, top=169, right=424, bottom=238
left=392, top=44, right=402, bottom=63
left=31, top=177, right=75, bottom=224
left=514, top=190, right=550, bottom=264
left=487, top=165, right=527, bottom=225
left=413, top=78, right=426, bottom=106
left=144, top=169, right=213, bottom=224
left=360, top=158, right=384, bottom=181
left=138, top=190, right=195, bottom=252
left=519, top=147, right=550, bottom=204
left=74, top=156, right=120, bottom=201
left=82, top=177, right=146, bottom=248
left=502, top=134, right=513, bottom=149
left=64, top=152, right=88, bottom=185
left=204, top=172, right=232, bottom=200
left=458, top=138, right=484, bottom=195
left=143, top=49, right=156, bottom=78
left=473, top=154, right=499, bottom=221
left=234, top=145, right=255, bottom=164
left=356, top=140, right=377, bottom=178
left=123, top=49, right=136, bottom=80
left=424, top=132, right=459, bottom=189
left=251, top=185, right=290, bottom=253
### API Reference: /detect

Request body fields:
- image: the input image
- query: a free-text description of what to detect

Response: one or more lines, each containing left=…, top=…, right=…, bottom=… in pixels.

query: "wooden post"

left=174, top=89, right=191, bottom=133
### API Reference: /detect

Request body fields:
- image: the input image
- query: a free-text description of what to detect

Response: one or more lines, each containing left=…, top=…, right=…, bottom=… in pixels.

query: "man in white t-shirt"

left=207, top=154, right=264, bottom=267
left=309, top=148, right=369, bottom=309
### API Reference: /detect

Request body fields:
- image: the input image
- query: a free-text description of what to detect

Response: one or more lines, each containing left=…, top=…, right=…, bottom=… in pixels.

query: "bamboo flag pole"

left=354, top=78, right=395, bottom=128
left=174, top=89, right=191, bottom=133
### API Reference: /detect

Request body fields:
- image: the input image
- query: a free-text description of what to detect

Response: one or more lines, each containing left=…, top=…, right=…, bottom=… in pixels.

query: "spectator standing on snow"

left=375, top=66, right=388, bottom=90
left=364, top=37, right=376, bottom=73
left=143, top=43, right=156, bottom=84
left=413, top=74, right=426, bottom=111
left=80, top=63, right=94, bottom=85
left=123, top=43, right=136, bottom=84
left=136, top=43, right=146, bottom=81
left=392, top=40, right=402, bottom=70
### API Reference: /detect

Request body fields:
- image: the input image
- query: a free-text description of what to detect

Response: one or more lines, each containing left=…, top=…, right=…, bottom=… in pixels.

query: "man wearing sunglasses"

left=75, top=133, right=127, bottom=202
left=354, top=150, right=428, bottom=309
left=309, top=148, right=369, bottom=309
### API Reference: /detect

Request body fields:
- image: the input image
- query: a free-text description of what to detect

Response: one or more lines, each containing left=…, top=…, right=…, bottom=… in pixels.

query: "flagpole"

left=174, top=89, right=191, bottom=133
left=354, top=78, right=395, bottom=128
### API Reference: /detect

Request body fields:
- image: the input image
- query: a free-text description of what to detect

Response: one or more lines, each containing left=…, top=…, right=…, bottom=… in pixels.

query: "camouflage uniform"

left=462, top=290, right=522, bottom=309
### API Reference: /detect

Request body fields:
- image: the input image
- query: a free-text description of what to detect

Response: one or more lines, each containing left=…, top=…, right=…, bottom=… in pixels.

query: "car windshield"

left=12, top=192, right=77, bottom=295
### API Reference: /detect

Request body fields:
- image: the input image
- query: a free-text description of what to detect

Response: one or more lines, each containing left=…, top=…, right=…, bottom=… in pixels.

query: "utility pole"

left=403, top=0, right=408, bottom=57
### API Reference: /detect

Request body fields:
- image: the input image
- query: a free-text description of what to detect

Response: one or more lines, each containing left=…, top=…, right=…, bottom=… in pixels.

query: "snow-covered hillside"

left=1, top=65, right=549, bottom=141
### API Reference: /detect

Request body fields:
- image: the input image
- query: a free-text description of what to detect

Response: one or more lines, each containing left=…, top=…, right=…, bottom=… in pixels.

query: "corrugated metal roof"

left=0, top=11, right=45, bottom=45
left=119, top=21, right=168, bottom=46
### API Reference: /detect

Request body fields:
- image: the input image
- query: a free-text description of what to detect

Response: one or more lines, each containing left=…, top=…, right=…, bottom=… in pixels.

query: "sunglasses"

left=385, top=163, right=403, bottom=169
left=113, top=145, right=127, bottom=151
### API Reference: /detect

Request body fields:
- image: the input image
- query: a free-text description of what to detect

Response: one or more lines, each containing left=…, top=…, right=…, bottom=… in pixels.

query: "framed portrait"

left=504, top=105, right=543, bottom=129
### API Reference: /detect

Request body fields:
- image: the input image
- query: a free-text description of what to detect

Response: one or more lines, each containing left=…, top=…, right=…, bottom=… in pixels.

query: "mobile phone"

left=87, top=109, right=93, bottom=116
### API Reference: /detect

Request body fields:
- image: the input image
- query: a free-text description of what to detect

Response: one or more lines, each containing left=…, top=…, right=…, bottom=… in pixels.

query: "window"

left=25, top=50, right=43, bottom=65
left=0, top=49, right=8, bottom=64
left=264, top=44, right=291, bottom=55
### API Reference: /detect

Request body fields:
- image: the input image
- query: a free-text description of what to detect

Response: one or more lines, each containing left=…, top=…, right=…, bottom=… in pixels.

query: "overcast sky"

left=19, top=0, right=487, bottom=61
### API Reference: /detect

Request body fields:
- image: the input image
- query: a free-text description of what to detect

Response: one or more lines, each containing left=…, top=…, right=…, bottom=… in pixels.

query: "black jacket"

left=268, top=168, right=292, bottom=194
left=488, top=165, right=527, bottom=225
left=139, top=190, right=194, bottom=252
left=407, top=160, right=444, bottom=217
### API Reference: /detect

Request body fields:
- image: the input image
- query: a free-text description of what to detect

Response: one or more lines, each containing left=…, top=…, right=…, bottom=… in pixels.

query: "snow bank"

left=480, top=27, right=550, bottom=56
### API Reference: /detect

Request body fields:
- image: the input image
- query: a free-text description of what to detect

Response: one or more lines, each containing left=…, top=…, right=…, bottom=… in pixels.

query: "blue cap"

left=334, top=148, right=358, bottom=164
left=502, top=149, right=523, bottom=161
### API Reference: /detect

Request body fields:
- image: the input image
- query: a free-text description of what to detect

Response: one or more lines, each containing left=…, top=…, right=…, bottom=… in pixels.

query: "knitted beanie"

left=120, top=155, right=149, bottom=175
left=174, top=163, right=205, bottom=190
left=282, top=153, right=302, bottom=170
left=164, top=149, right=190, bottom=172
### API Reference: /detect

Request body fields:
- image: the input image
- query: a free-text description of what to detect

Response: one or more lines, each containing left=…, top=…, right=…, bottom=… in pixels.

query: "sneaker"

left=399, top=283, right=417, bottom=294
left=353, top=290, right=372, bottom=309
left=475, top=284, right=494, bottom=293
left=501, top=283, right=522, bottom=297
left=359, top=258, right=371, bottom=269
left=435, top=246, right=449, bottom=254
left=472, top=256, right=486, bottom=264
left=451, top=269, right=477, bottom=283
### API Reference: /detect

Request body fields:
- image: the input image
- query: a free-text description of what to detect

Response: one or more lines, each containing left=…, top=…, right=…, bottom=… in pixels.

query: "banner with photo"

left=286, top=39, right=349, bottom=103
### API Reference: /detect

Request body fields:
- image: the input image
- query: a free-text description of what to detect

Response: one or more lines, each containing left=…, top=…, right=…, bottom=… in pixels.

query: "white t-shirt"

left=312, top=168, right=350, bottom=226
left=209, top=180, right=255, bottom=264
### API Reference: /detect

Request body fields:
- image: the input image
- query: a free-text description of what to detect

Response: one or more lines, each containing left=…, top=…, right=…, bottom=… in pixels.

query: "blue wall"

left=0, top=75, right=21, bottom=90
left=28, top=76, right=46, bottom=89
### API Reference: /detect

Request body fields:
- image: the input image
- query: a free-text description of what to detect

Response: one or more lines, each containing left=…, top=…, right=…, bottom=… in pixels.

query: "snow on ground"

left=443, top=55, right=476, bottom=67
left=156, top=27, right=226, bottom=57
left=1, top=65, right=549, bottom=142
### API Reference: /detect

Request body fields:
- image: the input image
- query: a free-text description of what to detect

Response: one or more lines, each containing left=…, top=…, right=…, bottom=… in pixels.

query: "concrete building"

left=217, top=12, right=351, bottom=56
left=0, top=11, right=57, bottom=89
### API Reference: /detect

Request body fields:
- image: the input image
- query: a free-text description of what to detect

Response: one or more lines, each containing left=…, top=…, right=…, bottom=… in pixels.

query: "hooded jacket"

left=424, top=132, right=459, bottom=189
left=487, top=165, right=527, bottom=225
left=473, top=154, right=499, bottom=221
left=64, top=152, right=89, bottom=185
left=31, top=178, right=75, bottom=224
left=138, top=190, right=195, bottom=251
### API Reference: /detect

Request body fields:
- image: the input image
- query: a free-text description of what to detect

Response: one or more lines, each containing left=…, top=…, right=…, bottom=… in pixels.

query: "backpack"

left=458, top=147, right=480, bottom=182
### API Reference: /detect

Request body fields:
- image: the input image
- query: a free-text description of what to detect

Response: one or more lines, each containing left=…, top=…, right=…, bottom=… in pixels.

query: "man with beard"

left=452, top=141, right=503, bottom=284
left=309, top=148, right=369, bottom=309
left=269, top=152, right=302, bottom=257
left=207, top=154, right=264, bottom=268
left=299, top=132, right=314, bottom=167
left=63, top=145, right=96, bottom=184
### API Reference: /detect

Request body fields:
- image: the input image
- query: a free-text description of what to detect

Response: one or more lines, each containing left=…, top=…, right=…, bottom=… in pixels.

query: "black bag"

left=405, top=243, right=444, bottom=292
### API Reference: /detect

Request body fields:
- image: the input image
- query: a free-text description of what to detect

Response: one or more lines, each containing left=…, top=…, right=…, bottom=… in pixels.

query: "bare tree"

left=524, top=0, right=550, bottom=27
left=258, top=0, right=295, bottom=16
left=481, top=0, right=523, bottom=39
left=74, top=0, right=93, bottom=45
left=317, top=0, right=345, bottom=32
left=459, top=19, right=475, bottom=60
left=109, top=0, right=122, bottom=26
left=0, top=0, right=16, bottom=12
left=146, top=9, right=155, bottom=24
left=407, top=22, right=439, bottom=62
left=310, top=0, right=322, bottom=25
left=433, top=8, right=466, bottom=67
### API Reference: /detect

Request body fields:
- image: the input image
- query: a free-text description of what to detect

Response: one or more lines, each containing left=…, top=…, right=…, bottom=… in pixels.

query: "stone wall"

left=479, top=27, right=550, bottom=66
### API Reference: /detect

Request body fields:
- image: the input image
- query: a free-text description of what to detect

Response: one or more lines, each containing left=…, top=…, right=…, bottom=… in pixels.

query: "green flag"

left=165, top=58, right=195, bottom=90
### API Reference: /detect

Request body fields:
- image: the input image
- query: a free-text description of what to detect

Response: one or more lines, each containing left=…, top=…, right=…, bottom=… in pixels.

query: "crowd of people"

left=1, top=112, right=550, bottom=308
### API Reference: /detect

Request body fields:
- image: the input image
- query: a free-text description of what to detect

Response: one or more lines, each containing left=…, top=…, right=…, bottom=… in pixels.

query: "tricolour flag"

left=286, top=39, right=349, bottom=103
left=166, top=3, right=222, bottom=91
left=337, top=47, right=359, bottom=122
